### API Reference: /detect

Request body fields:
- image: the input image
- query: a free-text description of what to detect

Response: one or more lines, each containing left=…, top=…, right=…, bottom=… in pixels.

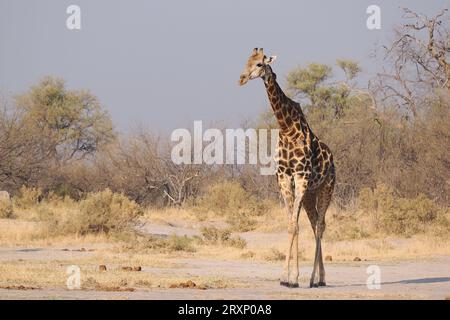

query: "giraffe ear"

left=264, top=55, right=277, bottom=64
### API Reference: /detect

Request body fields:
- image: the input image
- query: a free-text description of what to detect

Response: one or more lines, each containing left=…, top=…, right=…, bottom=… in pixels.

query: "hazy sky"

left=0, top=0, right=446, bottom=133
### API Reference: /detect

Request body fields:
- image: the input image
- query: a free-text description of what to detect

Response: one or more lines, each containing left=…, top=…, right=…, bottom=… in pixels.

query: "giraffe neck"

left=263, top=65, right=306, bottom=133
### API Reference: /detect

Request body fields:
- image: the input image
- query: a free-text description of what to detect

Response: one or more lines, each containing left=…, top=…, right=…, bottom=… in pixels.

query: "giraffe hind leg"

left=276, top=172, right=294, bottom=287
left=303, top=190, right=321, bottom=288
left=316, top=175, right=335, bottom=287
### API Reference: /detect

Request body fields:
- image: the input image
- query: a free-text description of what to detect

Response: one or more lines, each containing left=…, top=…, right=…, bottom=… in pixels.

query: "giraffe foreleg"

left=276, top=172, right=294, bottom=287
left=286, top=175, right=307, bottom=287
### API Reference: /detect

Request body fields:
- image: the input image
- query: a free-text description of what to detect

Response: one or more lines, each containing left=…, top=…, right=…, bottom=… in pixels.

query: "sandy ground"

left=0, top=222, right=449, bottom=300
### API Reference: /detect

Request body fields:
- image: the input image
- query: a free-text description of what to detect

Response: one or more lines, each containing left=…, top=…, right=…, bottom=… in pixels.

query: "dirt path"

left=0, top=247, right=448, bottom=299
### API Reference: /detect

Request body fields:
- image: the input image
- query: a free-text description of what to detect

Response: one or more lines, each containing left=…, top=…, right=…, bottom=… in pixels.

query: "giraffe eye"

left=256, top=63, right=263, bottom=67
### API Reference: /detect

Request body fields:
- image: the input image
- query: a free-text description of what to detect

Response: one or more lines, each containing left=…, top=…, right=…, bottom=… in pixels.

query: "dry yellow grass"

left=3, top=200, right=450, bottom=262
left=0, top=218, right=108, bottom=247
left=0, top=219, right=44, bottom=245
left=124, top=204, right=450, bottom=263
left=81, top=251, right=183, bottom=269
left=247, top=234, right=450, bottom=263
left=0, top=258, right=241, bottom=291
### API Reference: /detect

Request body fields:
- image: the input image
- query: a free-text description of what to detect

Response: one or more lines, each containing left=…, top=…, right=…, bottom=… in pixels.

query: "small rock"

left=325, top=255, right=332, bottom=262
left=80, top=248, right=86, bottom=252
left=169, top=280, right=197, bottom=289
left=121, top=266, right=133, bottom=271
left=99, top=265, right=107, bottom=271
left=133, top=266, right=142, bottom=271
left=353, top=257, right=362, bottom=261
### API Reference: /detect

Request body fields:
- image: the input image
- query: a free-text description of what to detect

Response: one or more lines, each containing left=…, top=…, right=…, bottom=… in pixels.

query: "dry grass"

left=0, top=188, right=143, bottom=247
left=0, top=219, right=44, bottom=245
left=322, top=236, right=450, bottom=261
left=0, top=198, right=13, bottom=219
left=141, top=207, right=203, bottom=226
left=200, top=226, right=247, bottom=249
left=3, top=196, right=450, bottom=262
left=245, top=233, right=450, bottom=263
left=0, top=259, right=238, bottom=291
left=0, top=218, right=109, bottom=247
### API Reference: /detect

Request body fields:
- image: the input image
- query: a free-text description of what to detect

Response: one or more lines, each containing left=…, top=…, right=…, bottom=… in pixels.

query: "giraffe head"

left=238, top=48, right=277, bottom=86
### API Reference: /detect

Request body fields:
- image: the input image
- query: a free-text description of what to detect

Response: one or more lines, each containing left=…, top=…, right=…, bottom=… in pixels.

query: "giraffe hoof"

left=280, top=281, right=289, bottom=287
left=309, top=283, right=319, bottom=288
left=287, top=282, right=299, bottom=288
left=318, top=281, right=326, bottom=287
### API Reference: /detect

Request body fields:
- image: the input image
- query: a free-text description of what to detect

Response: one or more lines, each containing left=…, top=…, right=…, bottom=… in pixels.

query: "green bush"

left=127, top=234, right=196, bottom=252
left=264, top=248, right=286, bottom=261
left=200, top=226, right=247, bottom=249
left=226, top=236, right=247, bottom=249
left=52, top=183, right=78, bottom=200
left=358, top=183, right=445, bottom=236
left=325, top=209, right=370, bottom=241
left=201, top=226, right=230, bottom=243
left=226, top=213, right=257, bottom=232
left=166, top=234, right=196, bottom=252
left=198, top=181, right=269, bottom=217
left=76, top=189, right=143, bottom=235
left=197, top=181, right=268, bottom=232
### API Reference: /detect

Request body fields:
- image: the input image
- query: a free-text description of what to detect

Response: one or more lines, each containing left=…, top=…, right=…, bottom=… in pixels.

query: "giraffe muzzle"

left=239, top=75, right=249, bottom=86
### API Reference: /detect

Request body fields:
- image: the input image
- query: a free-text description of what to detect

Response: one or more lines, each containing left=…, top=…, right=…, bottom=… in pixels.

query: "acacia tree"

left=286, top=60, right=364, bottom=119
left=0, top=77, right=115, bottom=192
left=14, top=77, right=115, bottom=164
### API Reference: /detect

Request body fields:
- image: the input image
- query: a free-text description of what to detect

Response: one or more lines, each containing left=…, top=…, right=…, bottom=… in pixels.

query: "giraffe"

left=239, top=48, right=336, bottom=288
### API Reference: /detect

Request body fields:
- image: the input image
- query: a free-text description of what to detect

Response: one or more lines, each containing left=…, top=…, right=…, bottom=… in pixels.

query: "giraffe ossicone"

left=239, top=48, right=336, bottom=288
